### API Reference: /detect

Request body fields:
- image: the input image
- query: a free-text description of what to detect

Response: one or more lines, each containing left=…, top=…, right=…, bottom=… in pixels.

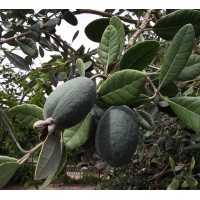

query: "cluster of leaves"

left=2, top=9, right=200, bottom=190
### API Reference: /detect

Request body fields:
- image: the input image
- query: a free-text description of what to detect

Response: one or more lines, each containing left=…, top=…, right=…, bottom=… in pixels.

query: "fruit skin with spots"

left=43, top=77, right=96, bottom=130
left=95, top=105, right=138, bottom=167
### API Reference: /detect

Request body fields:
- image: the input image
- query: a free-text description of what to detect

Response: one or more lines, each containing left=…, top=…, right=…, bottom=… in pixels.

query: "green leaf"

left=184, top=144, right=200, bottom=150
left=191, top=134, right=200, bottom=141
left=182, top=180, right=189, bottom=188
left=153, top=9, right=200, bottom=40
left=177, top=55, right=200, bottom=81
left=0, top=162, right=20, bottom=189
left=97, top=69, right=147, bottom=108
left=76, top=58, right=85, bottom=77
left=85, top=18, right=129, bottom=43
left=39, top=143, right=67, bottom=190
left=190, top=157, right=195, bottom=174
left=17, top=38, right=38, bottom=57
left=30, top=23, right=41, bottom=42
left=4, top=51, right=30, bottom=71
left=62, top=10, right=78, bottom=26
left=72, top=30, right=79, bottom=42
left=136, top=110, right=155, bottom=130
left=35, top=134, right=61, bottom=180
left=110, top=16, right=125, bottom=57
left=185, top=176, right=198, bottom=187
left=63, top=113, right=93, bottom=151
left=98, top=25, right=119, bottom=70
left=3, top=21, right=12, bottom=28
left=16, top=19, right=23, bottom=26
left=151, top=79, right=179, bottom=97
left=119, top=41, right=159, bottom=71
left=159, top=24, right=195, bottom=89
left=9, top=104, right=44, bottom=129
left=167, top=97, right=200, bottom=133
left=0, top=107, right=26, bottom=153
left=146, top=144, right=160, bottom=158
left=0, top=156, right=17, bottom=165
left=43, top=18, right=60, bottom=27
left=128, top=94, right=149, bottom=108
left=39, top=46, right=44, bottom=57
left=167, top=179, right=180, bottom=190
left=169, top=157, right=175, bottom=173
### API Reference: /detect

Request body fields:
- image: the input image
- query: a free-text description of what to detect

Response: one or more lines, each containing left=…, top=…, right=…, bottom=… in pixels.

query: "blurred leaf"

left=3, top=21, right=12, bottom=28
left=4, top=51, right=30, bottom=71
left=84, top=61, right=92, bottom=70
left=98, top=25, right=119, bottom=70
left=97, top=69, right=147, bottom=108
left=159, top=24, right=194, bottom=89
left=43, top=18, right=60, bottom=27
left=72, top=30, right=79, bottom=42
left=128, top=94, right=149, bottom=108
left=146, top=144, right=160, bottom=158
left=63, top=10, right=78, bottom=26
left=30, top=23, right=41, bottom=42
left=39, top=143, right=67, bottom=190
left=191, top=135, right=200, bottom=141
left=76, top=58, right=85, bottom=77
left=9, top=104, right=44, bottom=128
left=0, top=156, right=17, bottom=165
left=0, top=162, right=20, bottom=189
left=119, top=41, right=159, bottom=71
left=190, top=157, right=195, bottom=174
left=0, top=107, right=26, bottom=153
left=49, top=71, right=58, bottom=87
left=39, top=46, right=44, bottom=57
left=35, top=134, right=61, bottom=180
left=177, top=55, right=200, bottom=81
left=182, top=180, right=189, bottom=188
left=175, top=166, right=183, bottom=172
left=167, top=97, right=200, bottom=133
left=110, top=16, right=125, bottom=57
left=17, top=38, right=38, bottom=57
left=169, top=157, right=175, bottom=173
left=153, top=9, right=200, bottom=40
left=63, top=113, right=93, bottom=151
left=185, top=176, right=198, bottom=187
left=167, top=179, right=180, bottom=190
left=184, top=144, right=200, bottom=150
left=16, top=19, right=23, bottom=26
left=136, top=110, right=155, bottom=130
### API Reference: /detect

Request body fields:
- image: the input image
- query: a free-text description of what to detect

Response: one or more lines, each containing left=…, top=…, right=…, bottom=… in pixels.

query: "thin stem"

left=90, top=74, right=107, bottom=81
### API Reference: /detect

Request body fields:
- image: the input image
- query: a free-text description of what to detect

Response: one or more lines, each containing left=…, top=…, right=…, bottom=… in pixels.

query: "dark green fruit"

left=95, top=105, right=138, bottom=167
left=43, top=77, right=96, bottom=130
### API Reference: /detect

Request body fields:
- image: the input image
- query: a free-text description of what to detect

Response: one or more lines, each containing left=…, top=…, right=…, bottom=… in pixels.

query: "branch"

left=73, top=9, right=138, bottom=25
left=126, top=10, right=153, bottom=49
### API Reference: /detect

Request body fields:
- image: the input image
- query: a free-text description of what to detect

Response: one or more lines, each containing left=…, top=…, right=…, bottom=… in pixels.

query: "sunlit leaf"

left=185, top=176, right=198, bottom=187
left=159, top=24, right=194, bottom=89
left=97, top=69, right=147, bottom=108
left=167, top=179, right=180, bottom=190
left=169, top=157, right=175, bottom=172
left=76, top=58, right=85, bottom=77
left=9, top=104, right=43, bottom=128
left=43, top=18, right=60, bottom=27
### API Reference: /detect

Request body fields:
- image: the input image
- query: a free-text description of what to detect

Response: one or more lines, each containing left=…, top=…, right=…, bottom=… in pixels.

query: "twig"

left=90, top=74, right=107, bottom=81
left=126, top=10, right=153, bottom=49
left=73, top=9, right=138, bottom=25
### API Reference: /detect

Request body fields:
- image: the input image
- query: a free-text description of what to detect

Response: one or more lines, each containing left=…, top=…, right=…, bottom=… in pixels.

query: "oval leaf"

left=63, top=113, right=93, bottom=151
left=119, top=41, right=159, bottom=71
left=159, top=24, right=195, bottom=89
left=185, top=176, right=198, bottom=187
left=39, top=143, right=67, bottom=190
left=190, top=157, right=195, bottom=173
left=169, top=157, right=175, bottom=173
left=4, top=51, right=30, bottom=71
left=30, top=23, right=41, bottom=42
left=9, top=104, right=44, bottom=128
left=0, top=162, right=20, bottom=189
left=167, top=97, right=200, bottom=133
left=17, top=38, right=38, bottom=57
left=98, top=25, right=119, bottom=70
left=97, top=69, right=147, bottom=108
left=76, top=58, right=85, bottom=77
left=72, top=30, right=79, bottom=42
left=110, top=16, right=125, bottom=57
left=177, top=55, right=200, bottom=81
left=0, top=156, right=17, bottom=165
left=136, top=110, right=155, bottom=130
left=62, top=10, right=78, bottom=26
left=35, top=134, right=61, bottom=180
left=167, top=179, right=180, bottom=190
left=43, top=18, right=60, bottom=27
left=153, top=9, right=200, bottom=40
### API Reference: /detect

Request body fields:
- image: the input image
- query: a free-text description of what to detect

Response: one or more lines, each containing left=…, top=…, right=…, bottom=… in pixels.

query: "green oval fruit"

left=43, top=77, right=96, bottom=130
left=95, top=105, right=138, bottom=167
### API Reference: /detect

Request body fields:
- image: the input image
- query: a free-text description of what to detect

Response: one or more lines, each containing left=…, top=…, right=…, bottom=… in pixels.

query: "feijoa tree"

left=1, top=9, right=200, bottom=190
